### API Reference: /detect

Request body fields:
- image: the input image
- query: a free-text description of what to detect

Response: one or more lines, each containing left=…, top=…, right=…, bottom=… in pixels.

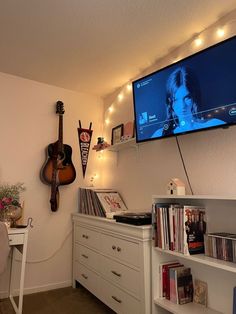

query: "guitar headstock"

left=56, top=101, right=65, bottom=115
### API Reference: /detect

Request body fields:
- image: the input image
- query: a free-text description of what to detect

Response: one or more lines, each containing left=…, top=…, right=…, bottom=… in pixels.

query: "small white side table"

left=8, top=228, right=28, bottom=314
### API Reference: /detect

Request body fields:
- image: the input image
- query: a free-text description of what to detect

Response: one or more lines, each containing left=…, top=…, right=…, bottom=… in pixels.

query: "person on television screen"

left=152, top=66, right=225, bottom=137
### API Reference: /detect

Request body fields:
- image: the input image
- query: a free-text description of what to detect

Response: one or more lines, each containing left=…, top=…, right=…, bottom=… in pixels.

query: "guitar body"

left=41, top=142, right=76, bottom=185
left=40, top=101, right=76, bottom=211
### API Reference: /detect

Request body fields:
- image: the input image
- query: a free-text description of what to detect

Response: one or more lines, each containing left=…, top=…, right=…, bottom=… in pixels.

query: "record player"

left=113, top=212, right=152, bottom=226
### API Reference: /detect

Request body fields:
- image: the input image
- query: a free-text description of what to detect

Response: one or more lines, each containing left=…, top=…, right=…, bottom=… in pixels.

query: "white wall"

left=0, top=72, right=103, bottom=294
left=101, top=9, right=236, bottom=211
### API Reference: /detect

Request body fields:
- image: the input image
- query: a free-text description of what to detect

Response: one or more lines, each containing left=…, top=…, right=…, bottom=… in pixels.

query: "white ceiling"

left=0, top=0, right=235, bottom=98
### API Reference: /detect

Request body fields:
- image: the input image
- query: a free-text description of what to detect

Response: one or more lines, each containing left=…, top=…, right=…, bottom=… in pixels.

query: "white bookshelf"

left=152, top=195, right=236, bottom=314
left=154, top=298, right=222, bottom=314
left=154, top=247, right=236, bottom=273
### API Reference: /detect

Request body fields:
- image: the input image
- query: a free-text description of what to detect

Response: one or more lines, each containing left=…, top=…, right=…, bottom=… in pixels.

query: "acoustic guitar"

left=41, top=101, right=76, bottom=211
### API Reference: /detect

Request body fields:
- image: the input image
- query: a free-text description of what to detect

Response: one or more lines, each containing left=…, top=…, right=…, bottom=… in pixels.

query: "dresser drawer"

left=75, top=243, right=100, bottom=273
left=100, top=255, right=140, bottom=297
left=75, top=262, right=100, bottom=297
left=75, top=226, right=101, bottom=250
left=101, top=233, right=140, bottom=268
left=100, top=277, right=140, bottom=314
left=8, top=233, right=24, bottom=245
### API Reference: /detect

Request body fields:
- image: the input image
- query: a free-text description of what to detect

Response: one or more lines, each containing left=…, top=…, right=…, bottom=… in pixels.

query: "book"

left=169, top=266, right=185, bottom=303
left=166, top=263, right=184, bottom=300
left=177, top=271, right=193, bottom=304
left=159, top=260, right=179, bottom=298
left=183, top=205, right=206, bottom=255
left=193, top=279, right=207, bottom=306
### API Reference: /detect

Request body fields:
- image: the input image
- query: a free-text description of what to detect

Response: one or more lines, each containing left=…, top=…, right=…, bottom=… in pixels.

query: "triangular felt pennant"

left=77, top=122, right=93, bottom=178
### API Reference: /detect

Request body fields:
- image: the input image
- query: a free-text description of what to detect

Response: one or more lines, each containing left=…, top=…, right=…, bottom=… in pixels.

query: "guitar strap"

left=77, top=121, right=93, bottom=178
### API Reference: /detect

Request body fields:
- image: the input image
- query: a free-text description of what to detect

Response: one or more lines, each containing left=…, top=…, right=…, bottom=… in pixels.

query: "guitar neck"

left=58, top=114, right=63, bottom=152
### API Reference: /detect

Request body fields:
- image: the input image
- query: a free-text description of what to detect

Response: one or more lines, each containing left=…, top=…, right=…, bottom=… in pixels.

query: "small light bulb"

left=108, top=106, right=114, bottom=113
left=105, top=118, right=110, bottom=125
left=127, top=84, right=132, bottom=92
left=173, top=58, right=180, bottom=63
left=195, top=37, right=203, bottom=47
left=217, top=28, right=225, bottom=38
left=118, top=93, right=123, bottom=101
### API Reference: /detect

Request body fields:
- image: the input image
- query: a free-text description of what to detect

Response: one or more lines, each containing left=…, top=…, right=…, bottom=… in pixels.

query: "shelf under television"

left=155, top=247, right=236, bottom=273
left=154, top=298, right=222, bottom=314
left=107, top=137, right=137, bottom=152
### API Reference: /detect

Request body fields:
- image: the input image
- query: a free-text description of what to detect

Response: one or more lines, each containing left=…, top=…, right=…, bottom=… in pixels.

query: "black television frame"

left=132, top=35, right=236, bottom=143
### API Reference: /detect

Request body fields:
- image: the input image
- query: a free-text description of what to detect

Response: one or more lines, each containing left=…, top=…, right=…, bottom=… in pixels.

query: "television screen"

left=132, top=36, right=236, bottom=143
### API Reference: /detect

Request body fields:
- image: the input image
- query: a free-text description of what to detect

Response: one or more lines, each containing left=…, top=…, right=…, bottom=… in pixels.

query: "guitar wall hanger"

left=40, top=101, right=76, bottom=211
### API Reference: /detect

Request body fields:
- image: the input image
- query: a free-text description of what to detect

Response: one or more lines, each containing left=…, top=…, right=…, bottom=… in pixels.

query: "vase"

left=0, top=206, right=22, bottom=228
left=0, top=209, right=12, bottom=228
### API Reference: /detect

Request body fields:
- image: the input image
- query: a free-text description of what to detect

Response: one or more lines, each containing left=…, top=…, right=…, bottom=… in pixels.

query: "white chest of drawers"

left=72, top=213, right=152, bottom=314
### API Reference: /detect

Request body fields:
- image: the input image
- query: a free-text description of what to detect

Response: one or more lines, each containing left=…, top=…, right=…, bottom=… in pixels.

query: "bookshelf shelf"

left=152, top=194, right=236, bottom=201
left=151, top=195, right=236, bottom=314
left=154, top=247, right=236, bottom=273
left=154, top=298, right=222, bottom=314
left=107, top=137, right=137, bottom=152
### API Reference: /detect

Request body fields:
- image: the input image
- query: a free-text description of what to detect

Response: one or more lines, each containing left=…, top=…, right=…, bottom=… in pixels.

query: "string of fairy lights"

left=104, top=25, right=232, bottom=129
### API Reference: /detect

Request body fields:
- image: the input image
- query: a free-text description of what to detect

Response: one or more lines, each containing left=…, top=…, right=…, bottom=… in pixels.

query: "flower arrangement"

left=0, top=182, right=25, bottom=211
left=0, top=183, right=26, bottom=227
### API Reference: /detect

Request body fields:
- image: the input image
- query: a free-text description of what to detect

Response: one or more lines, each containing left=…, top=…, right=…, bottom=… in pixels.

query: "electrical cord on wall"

left=175, top=136, right=194, bottom=195
left=14, top=229, right=72, bottom=264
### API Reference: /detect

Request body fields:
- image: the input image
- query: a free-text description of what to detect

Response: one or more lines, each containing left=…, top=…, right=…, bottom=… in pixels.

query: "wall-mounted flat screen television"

left=132, top=36, right=236, bottom=143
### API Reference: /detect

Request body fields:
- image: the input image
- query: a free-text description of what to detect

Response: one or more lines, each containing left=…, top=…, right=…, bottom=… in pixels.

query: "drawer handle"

left=112, top=245, right=116, bottom=250
left=82, top=234, right=89, bottom=239
left=112, top=296, right=122, bottom=303
left=81, top=274, right=88, bottom=279
left=82, top=254, right=88, bottom=259
left=111, top=270, right=121, bottom=277
left=117, top=247, right=121, bottom=252
left=9, top=239, right=13, bottom=242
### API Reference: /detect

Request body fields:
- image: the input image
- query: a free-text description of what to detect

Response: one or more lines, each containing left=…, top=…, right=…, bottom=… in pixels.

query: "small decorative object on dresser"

left=111, top=124, right=124, bottom=145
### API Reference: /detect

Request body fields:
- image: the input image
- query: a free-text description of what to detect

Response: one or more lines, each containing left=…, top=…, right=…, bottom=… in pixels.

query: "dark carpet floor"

left=0, top=286, right=115, bottom=314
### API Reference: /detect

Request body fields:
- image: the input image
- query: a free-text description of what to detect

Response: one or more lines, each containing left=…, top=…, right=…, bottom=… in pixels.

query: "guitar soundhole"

left=58, top=151, right=65, bottom=160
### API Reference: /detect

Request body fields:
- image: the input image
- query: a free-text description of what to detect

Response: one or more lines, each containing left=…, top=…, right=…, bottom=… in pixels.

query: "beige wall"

left=102, top=10, right=236, bottom=211
left=0, top=72, right=103, bottom=294
left=1, top=8, right=236, bottom=297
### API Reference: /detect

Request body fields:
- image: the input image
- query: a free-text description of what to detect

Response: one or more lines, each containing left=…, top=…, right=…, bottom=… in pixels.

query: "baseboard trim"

left=24, top=280, right=72, bottom=295
left=0, top=280, right=72, bottom=298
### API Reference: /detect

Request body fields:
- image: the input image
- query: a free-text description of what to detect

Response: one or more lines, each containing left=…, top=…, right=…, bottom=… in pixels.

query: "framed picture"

left=111, top=124, right=124, bottom=145
left=95, top=191, right=128, bottom=218
left=193, top=279, right=207, bottom=306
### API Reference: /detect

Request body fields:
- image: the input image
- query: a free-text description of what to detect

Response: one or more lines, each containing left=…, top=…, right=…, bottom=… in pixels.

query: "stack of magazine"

left=78, top=187, right=128, bottom=219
